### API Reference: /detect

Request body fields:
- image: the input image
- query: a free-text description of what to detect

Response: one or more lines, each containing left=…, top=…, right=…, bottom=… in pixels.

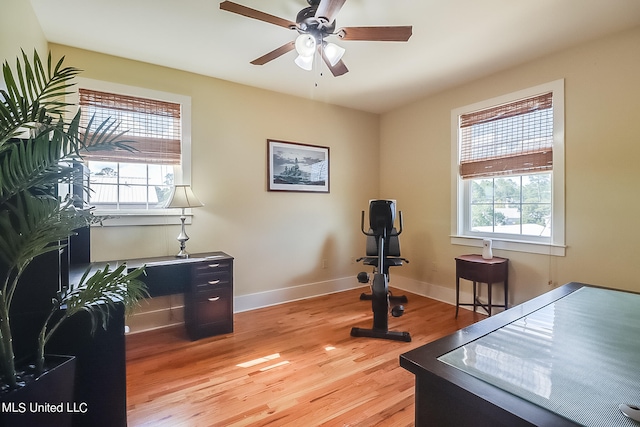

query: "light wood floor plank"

left=126, top=287, right=484, bottom=426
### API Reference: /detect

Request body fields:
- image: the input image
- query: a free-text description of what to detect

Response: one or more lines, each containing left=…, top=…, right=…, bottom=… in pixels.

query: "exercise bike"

left=355, top=221, right=409, bottom=305
left=351, top=200, right=411, bottom=342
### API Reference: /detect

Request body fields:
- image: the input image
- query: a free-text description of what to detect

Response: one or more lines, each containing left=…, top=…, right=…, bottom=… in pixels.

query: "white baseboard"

left=388, top=276, right=458, bottom=305
left=234, top=275, right=467, bottom=313
left=389, top=276, right=503, bottom=315
left=126, top=276, right=470, bottom=334
left=234, top=277, right=363, bottom=313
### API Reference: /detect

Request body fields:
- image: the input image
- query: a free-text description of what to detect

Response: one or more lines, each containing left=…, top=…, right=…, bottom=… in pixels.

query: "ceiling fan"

left=219, top=0, right=412, bottom=76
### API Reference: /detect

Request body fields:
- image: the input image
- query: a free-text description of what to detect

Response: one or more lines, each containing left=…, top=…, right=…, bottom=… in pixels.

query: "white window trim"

left=68, top=78, right=193, bottom=227
left=450, top=79, right=566, bottom=256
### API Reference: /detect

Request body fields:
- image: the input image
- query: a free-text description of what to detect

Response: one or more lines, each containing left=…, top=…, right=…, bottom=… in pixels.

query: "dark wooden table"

left=401, top=282, right=591, bottom=427
left=455, top=254, right=508, bottom=317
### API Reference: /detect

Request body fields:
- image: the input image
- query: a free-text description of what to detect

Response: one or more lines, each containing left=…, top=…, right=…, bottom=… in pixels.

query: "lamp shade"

left=167, top=185, right=204, bottom=209
left=324, top=42, right=345, bottom=66
left=294, top=54, right=314, bottom=71
left=295, top=34, right=316, bottom=57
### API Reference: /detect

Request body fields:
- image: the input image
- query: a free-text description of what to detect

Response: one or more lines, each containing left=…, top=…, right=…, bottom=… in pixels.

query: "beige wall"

left=381, top=26, right=640, bottom=306
left=49, top=45, right=380, bottom=299
left=5, top=0, right=640, bottom=321
left=0, top=0, right=47, bottom=66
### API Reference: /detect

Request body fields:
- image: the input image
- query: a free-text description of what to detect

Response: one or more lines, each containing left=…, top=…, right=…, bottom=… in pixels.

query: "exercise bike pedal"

left=357, top=271, right=370, bottom=283
left=388, top=291, right=408, bottom=303
left=391, top=305, right=405, bottom=318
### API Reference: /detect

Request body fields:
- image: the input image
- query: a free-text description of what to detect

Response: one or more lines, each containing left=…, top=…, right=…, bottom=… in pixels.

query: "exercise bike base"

left=350, top=327, right=411, bottom=342
left=359, top=293, right=408, bottom=303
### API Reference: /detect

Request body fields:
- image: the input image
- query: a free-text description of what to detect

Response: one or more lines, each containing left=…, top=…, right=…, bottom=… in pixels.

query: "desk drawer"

left=456, top=259, right=507, bottom=283
left=194, top=287, right=232, bottom=325
left=192, top=263, right=231, bottom=292
left=187, top=286, right=233, bottom=339
left=193, top=260, right=232, bottom=276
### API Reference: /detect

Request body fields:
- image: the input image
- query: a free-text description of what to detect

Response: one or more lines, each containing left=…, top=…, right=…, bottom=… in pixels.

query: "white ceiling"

left=30, top=0, right=640, bottom=114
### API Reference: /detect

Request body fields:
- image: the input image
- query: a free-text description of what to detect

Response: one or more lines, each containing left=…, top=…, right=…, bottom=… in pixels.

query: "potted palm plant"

left=0, top=49, right=148, bottom=422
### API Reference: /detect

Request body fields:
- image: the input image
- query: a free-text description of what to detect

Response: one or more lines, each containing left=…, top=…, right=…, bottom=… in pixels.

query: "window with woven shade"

left=75, top=82, right=192, bottom=219
left=79, top=88, right=182, bottom=165
left=451, top=80, right=565, bottom=256
left=459, top=92, right=553, bottom=179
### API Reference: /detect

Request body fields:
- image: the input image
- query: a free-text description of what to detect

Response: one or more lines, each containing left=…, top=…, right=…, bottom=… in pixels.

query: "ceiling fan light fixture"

left=324, top=42, right=345, bottom=66
left=294, top=54, right=314, bottom=71
left=295, top=33, right=316, bottom=57
left=220, top=1, right=413, bottom=77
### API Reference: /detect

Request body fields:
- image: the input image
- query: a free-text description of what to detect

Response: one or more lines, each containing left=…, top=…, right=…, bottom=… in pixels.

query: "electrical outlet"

left=322, top=259, right=328, bottom=269
left=431, top=262, right=438, bottom=272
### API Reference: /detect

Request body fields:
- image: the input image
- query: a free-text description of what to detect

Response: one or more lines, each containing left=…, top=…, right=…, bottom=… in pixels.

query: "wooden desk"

left=71, top=251, right=234, bottom=340
left=455, top=254, right=508, bottom=317
left=129, top=251, right=234, bottom=340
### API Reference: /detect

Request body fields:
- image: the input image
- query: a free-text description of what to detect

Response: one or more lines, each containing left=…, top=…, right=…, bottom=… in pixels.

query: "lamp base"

left=175, top=250, right=190, bottom=259
left=175, top=214, right=190, bottom=258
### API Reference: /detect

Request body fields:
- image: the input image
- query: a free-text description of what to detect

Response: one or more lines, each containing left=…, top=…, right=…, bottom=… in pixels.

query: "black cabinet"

left=47, top=305, right=126, bottom=427
left=1, top=161, right=126, bottom=426
left=186, top=255, right=234, bottom=340
left=3, top=242, right=126, bottom=427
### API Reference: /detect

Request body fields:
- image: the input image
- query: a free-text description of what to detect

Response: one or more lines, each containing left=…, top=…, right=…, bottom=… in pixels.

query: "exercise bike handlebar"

left=360, top=210, right=403, bottom=237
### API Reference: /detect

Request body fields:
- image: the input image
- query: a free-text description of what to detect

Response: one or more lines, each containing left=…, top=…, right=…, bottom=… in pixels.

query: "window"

left=451, top=80, right=565, bottom=256
left=74, top=79, right=192, bottom=225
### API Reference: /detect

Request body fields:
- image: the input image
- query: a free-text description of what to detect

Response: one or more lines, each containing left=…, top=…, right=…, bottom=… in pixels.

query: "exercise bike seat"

left=356, top=228, right=409, bottom=273
left=356, top=256, right=407, bottom=267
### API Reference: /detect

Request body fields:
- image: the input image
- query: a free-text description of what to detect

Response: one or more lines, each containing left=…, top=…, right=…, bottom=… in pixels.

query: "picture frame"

left=267, top=139, right=330, bottom=193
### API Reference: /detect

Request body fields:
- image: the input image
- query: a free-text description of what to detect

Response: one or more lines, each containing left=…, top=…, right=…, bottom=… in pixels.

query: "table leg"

left=504, top=275, right=509, bottom=312
left=472, top=281, right=477, bottom=313
left=455, top=276, right=460, bottom=318
left=487, top=282, right=492, bottom=316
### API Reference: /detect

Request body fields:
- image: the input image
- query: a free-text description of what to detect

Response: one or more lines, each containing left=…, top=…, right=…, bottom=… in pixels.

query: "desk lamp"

left=166, top=184, right=203, bottom=258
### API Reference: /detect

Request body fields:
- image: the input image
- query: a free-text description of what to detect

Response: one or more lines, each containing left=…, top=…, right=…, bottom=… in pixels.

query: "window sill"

left=91, top=209, right=193, bottom=227
left=451, top=235, right=565, bottom=257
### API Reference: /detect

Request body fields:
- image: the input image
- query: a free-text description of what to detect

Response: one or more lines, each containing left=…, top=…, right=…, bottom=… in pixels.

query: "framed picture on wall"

left=267, top=139, right=330, bottom=193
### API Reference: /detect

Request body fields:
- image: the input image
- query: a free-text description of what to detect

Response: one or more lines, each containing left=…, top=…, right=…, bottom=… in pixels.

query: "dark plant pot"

left=0, top=354, right=76, bottom=427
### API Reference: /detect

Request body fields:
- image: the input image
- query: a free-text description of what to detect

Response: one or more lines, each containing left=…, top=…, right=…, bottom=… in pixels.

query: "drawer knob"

left=209, top=263, right=220, bottom=268
left=208, top=296, right=220, bottom=302
left=208, top=280, right=221, bottom=285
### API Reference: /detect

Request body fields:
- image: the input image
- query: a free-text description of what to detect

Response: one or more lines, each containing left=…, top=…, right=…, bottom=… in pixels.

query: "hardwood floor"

left=126, top=287, right=485, bottom=426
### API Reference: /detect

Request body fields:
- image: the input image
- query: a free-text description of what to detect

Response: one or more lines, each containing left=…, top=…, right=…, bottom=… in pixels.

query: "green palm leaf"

left=1, top=50, right=80, bottom=146
left=62, top=264, right=148, bottom=333
left=36, top=263, right=149, bottom=374
left=0, top=127, right=71, bottom=203
left=0, top=193, right=87, bottom=277
left=0, top=49, right=147, bottom=387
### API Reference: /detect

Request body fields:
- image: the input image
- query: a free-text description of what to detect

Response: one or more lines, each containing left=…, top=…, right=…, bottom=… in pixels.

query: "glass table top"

left=438, top=287, right=640, bottom=427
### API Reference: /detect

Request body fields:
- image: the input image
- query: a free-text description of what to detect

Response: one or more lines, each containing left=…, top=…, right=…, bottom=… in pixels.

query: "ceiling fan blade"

left=320, top=48, right=349, bottom=77
left=220, top=1, right=296, bottom=29
left=250, top=41, right=296, bottom=65
left=315, top=0, right=347, bottom=23
left=338, top=26, right=413, bottom=42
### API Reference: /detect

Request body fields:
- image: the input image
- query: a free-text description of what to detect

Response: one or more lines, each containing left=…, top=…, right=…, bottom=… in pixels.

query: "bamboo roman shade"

left=78, top=88, right=182, bottom=165
left=459, top=92, right=553, bottom=179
